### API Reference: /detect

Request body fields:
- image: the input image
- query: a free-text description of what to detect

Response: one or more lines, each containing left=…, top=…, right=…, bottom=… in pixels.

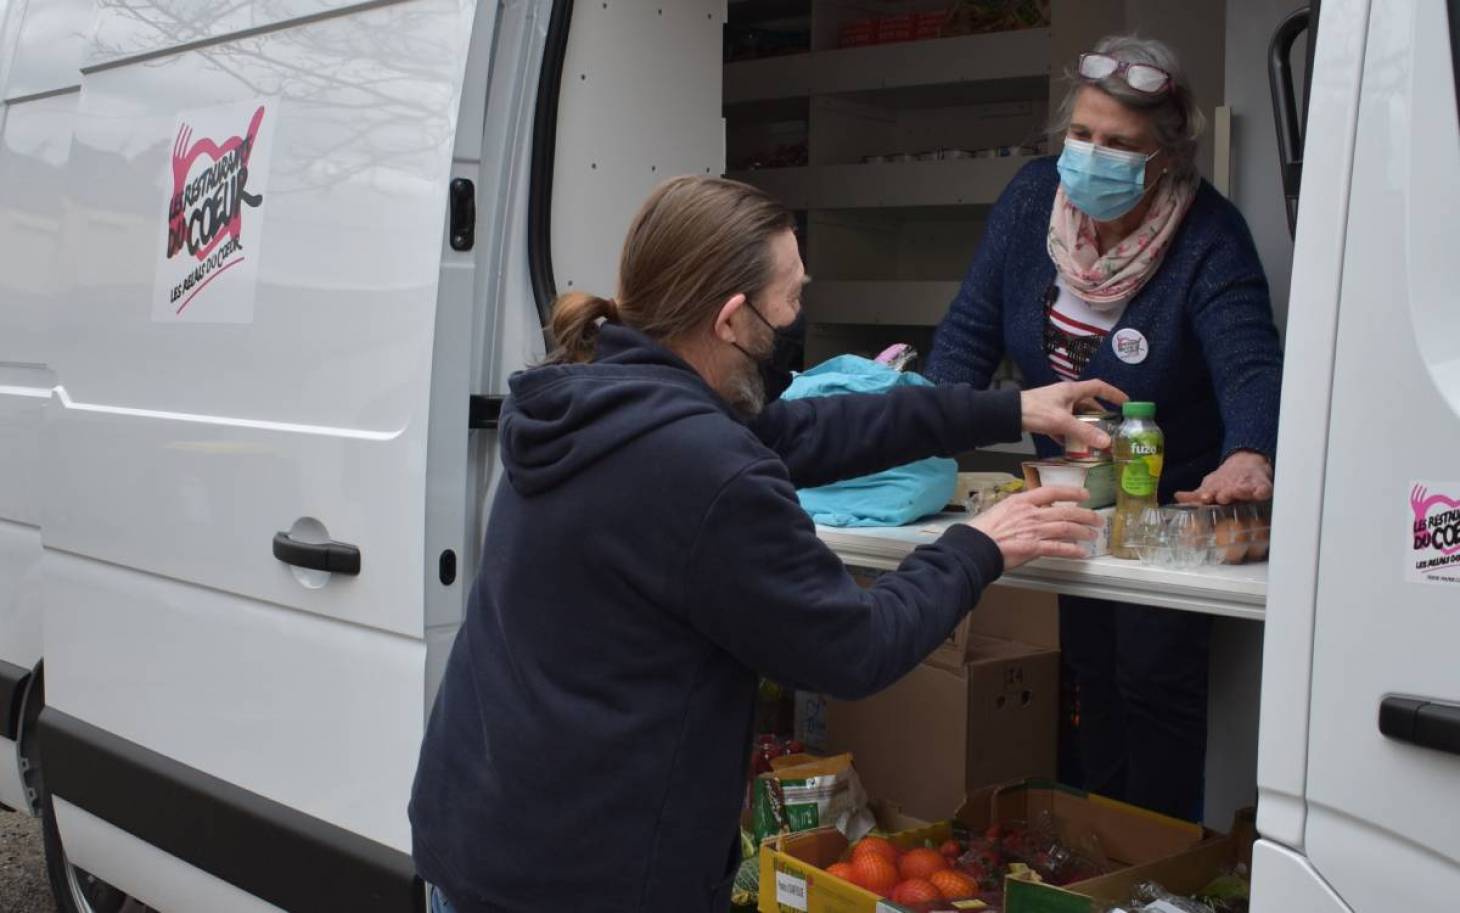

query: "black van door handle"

left=1379, top=696, right=1460, bottom=756
left=273, top=533, right=361, bottom=576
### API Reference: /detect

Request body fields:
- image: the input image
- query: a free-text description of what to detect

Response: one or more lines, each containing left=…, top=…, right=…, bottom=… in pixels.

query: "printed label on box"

left=775, top=870, right=808, bottom=911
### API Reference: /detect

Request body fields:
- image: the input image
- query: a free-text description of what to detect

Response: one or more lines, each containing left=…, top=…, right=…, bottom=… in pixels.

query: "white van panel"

left=1299, top=1, right=1460, bottom=908
left=54, top=797, right=289, bottom=913
left=86, top=0, right=389, bottom=71
left=1250, top=839, right=1353, bottom=913
left=0, top=734, right=26, bottom=810
left=0, top=520, right=43, bottom=664
left=4, top=0, right=91, bottom=101
left=0, top=91, right=74, bottom=569
left=44, top=550, right=425, bottom=850
left=471, top=0, right=552, bottom=395
left=0, top=86, right=79, bottom=677
left=45, top=0, right=476, bottom=639
left=550, top=0, right=725, bottom=299
left=1255, top=0, right=1371, bottom=850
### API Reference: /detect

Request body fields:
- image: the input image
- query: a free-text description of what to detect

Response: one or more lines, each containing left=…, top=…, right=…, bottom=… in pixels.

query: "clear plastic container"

left=1128, top=502, right=1273, bottom=568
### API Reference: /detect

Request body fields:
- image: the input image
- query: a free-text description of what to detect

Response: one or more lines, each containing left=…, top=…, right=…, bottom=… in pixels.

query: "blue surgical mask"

left=1056, top=138, right=1160, bottom=221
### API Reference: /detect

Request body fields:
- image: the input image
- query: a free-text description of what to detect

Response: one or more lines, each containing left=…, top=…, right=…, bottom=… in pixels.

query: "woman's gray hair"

left=1049, top=35, right=1206, bottom=184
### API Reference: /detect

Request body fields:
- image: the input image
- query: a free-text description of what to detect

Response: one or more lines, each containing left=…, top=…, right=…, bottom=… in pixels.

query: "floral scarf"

left=1046, top=175, right=1197, bottom=309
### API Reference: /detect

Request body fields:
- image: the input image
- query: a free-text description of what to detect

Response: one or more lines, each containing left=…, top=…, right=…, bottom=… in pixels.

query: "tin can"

left=1065, top=411, right=1117, bottom=463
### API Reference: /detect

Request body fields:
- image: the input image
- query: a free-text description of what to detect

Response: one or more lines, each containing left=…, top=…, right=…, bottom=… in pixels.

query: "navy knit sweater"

left=925, top=158, right=1283, bottom=499
left=410, top=325, right=1022, bottom=912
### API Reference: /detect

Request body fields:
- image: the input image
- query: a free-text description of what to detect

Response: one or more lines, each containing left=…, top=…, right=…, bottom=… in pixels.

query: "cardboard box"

left=849, top=570, right=1060, bottom=662
left=825, top=636, right=1059, bottom=822
left=962, top=780, right=1207, bottom=871
left=1002, top=808, right=1254, bottom=913
left=758, top=780, right=1208, bottom=913
left=756, top=812, right=946, bottom=913
left=935, top=584, right=1060, bottom=666
left=1022, top=460, right=1116, bottom=510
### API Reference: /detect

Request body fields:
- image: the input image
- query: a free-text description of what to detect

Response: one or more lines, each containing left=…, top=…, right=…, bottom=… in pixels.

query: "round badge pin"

left=1111, top=328, right=1150, bottom=365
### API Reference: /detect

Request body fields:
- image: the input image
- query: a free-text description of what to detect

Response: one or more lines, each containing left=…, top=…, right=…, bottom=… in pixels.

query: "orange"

left=930, top=869, right=980, bottom=901
left=939, top=839, right=963, bottom=859
left=898, top=847, right=950, bottom=880
left=850, top=853, right=899, bottom=896
left=890, top=878, right=943, bottom=904
left=825, top=862, right=856, bottom=882
left=850, top=835, right=900, bottom=866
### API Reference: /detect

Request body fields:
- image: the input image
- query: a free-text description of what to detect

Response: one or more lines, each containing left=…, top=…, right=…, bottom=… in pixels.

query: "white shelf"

left=803, top=280, right=959, bottom=326
left=817, top=514, right=1268, bottom=621
left=728, top=155, right=1028, bottom=210
left=725, top=29, right=1051, bottom=105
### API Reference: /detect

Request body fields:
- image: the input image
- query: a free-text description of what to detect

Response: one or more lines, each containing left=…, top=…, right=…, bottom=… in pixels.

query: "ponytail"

left=546, top=291, right=618, bottom=364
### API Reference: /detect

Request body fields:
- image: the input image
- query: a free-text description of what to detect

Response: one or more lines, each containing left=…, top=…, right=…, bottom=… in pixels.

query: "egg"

left=1214, top=517, right=1248, bottom=564
left=1247, top=519, right=1271, bottom=561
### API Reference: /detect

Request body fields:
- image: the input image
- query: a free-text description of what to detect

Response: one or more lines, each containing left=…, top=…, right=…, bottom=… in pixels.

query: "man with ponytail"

left=410, top=176, right=1124, bottom=913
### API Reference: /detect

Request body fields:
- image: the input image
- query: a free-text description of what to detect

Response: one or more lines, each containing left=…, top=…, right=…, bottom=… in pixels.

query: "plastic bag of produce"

left=750, top=753, right=875, bottom=849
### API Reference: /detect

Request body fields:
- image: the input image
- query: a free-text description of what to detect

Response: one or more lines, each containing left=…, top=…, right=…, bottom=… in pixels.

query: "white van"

left=0, top=1, right=1455, bottom=911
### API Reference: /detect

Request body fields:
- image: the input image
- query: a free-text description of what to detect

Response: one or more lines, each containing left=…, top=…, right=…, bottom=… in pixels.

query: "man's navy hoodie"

left=409, top=324, right=1022, bottom=912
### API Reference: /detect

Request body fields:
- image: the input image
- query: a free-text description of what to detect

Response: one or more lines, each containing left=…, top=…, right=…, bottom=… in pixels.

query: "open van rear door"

left=35, top=3, right=483, bottom=911
left=1255, top=1, right=1460, bottom=910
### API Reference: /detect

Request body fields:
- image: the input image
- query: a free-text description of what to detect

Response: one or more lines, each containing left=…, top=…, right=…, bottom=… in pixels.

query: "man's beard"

left=725, top=358, right=766, bottom=420
left=724, top=323, right=774, bottom=420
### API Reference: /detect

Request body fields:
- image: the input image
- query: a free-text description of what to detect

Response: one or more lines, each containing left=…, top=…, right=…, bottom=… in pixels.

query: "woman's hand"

left=969, top=486, right=1104, bottom=569
left=1175, top=450, right=1274, bottom=505
left=1020, top=380, right=1129, bottom=450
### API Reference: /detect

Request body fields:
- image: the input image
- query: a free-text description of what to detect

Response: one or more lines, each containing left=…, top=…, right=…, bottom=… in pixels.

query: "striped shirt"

left=1044, top=276, right=1126, bottom=381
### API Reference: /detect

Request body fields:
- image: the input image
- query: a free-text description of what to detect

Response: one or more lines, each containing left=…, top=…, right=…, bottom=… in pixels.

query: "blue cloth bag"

left=782, top=355, right=956, bottom=527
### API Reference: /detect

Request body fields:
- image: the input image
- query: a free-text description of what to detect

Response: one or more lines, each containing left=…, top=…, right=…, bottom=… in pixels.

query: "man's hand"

left=1175, top=451, right=1274, bottom=505
left=968, top=486, right=1104, bottom=569
left=1020, top=381, right=1129, bottom=451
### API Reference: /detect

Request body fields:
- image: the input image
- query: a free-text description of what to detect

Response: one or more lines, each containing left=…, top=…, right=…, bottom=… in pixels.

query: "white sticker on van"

left=1408, top=482, right=1460, bottom=585
left=153, top=99, right=276, bottom=323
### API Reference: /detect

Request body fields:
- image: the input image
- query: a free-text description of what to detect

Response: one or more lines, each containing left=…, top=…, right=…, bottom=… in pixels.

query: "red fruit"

left=890, top=878, right=943, bottom=904
left=850, top=853, right=899, bottom=896
left=825, top=861, right=856, bottom=882
left=899, top=847, right=950, bottom=880
left=929, top=869, right=980, bottom=900
left=939, top=839, right=962, bottom=858
left=851, top=835, right=900, bottom=866
left=956, top=857, right=989, bottom=886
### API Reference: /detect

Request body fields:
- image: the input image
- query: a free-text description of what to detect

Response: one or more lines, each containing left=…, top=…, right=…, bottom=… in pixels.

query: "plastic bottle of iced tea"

left=1111, top=402, right=1164, bottom=559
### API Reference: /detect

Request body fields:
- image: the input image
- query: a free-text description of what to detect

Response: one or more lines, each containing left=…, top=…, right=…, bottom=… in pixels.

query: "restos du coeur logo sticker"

left=1111, top=327, right=1149, bottom=365
left=152, top=100, right=275, bottom=323
left=1408, top=483, right=1460, bottom=585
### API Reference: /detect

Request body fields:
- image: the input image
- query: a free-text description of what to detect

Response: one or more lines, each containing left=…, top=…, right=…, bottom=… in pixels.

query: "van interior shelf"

left=724, top=28, right=1051, bottom=104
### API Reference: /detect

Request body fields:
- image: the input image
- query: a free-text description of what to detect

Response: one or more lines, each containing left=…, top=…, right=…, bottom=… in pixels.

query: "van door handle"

left=272, top=532, right=361, bottom=576
left=1379, top=696, right=1460, bottom=757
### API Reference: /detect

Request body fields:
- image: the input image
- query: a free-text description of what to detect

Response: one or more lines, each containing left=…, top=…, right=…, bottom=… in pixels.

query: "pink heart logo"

left=165, top=105, right=265, bottom=264
left=1411, top=485, right=1460, bottom=557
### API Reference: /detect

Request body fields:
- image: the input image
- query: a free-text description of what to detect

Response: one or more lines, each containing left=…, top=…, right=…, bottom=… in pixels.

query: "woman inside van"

left=925, top=35, right=1283, bottom=822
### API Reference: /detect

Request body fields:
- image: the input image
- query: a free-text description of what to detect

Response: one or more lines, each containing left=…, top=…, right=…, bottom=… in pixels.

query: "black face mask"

left=735, top=302, right=805, bottom=403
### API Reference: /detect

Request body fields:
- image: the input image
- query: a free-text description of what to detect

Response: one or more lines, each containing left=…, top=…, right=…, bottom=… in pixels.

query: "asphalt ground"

left=0, top=808, right=57, bottom=913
